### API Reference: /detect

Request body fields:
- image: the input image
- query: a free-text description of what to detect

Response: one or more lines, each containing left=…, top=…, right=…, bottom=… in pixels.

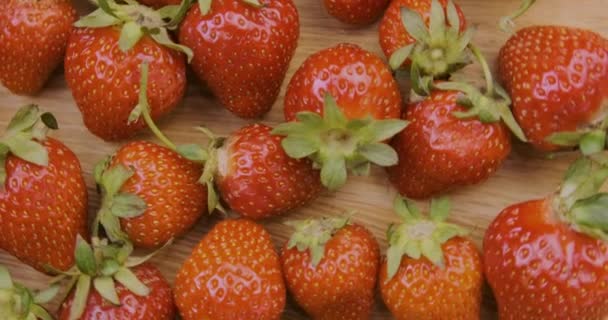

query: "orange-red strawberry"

left=65, top=0, right=191, bottom=141
left=280, top=217, right=380, bottom=319
left=179, top=0, right=299, bottom=118
left=56, top=237, right=175, bottom=320
left=378, top=0, right=470, bottom=93
left=94, top=140, right=207, bottom=248
left=0, top=105, right=88, bottom=273
left=0, top=265, right=58, bottom=319
left=0, top=0, right=76, bottom=95
left=379, top=197, right=482, bottom=320
left=274, top=43, right=407, bottom=190
left=216, top=124, right=321, bottom=219
left=484, top=156, right=608, bottom=320
left=498, top=26, right=608, bottom=152
left=175, top=219, right=286, bottom=320
left=323, top=0, right=389, bottom=26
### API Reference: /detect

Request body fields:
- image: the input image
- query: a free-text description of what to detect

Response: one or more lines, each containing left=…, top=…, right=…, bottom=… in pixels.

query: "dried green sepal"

left=0, top=266, right=57, bottom=320
left=286, top=216, right=351, bottom=268
left=272, top=94, right=408, bottom=191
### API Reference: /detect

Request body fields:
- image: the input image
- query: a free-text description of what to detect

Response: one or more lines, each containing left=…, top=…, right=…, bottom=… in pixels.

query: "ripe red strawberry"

left=379, top=197, right=482, bottom=320
left=484, top=156, right=608, bottom=319
left=280, top=217, right=380, bottom=319
left=179, top=0, right=299, bottom=118
left=378, top=0, right=470, bottom=93
left=57, top=238, right=175, bottom=320
left=94, top=140, right=207, bottom=248
left=498, top=26, right=608, bottom=152
left=0, top=0, right=76, bottom=95
left=64, top=0, right=191, bottom=141
left=323, top=0, right=389, bottom=25
left=216, top=124, right=321, bottom=219
left=0, top=105, right=88, bottom=273
left=0, top=265, right=58, bottom=319
left=174, top=219, right=286, bottom=320
left=275, top=43, right=407, bottom=190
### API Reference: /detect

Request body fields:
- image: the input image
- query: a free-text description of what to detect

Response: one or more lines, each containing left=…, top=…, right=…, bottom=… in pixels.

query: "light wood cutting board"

left=1, top=0, right=607, bottom=319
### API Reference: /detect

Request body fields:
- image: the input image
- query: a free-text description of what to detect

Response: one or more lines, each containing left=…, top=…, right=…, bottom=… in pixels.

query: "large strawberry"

left=174, top=219, right=286, bottom=320
left=379, top=197, right=482, bottom=319
left=323, top=0, right=389, bottom=26
left=0, top=105, right=88, bottom=273
left=274, top=43, right=408, bottom=190
left=179, top=0, right=299, bottom=118
left=56, top=237, right=175, bottom=320
left=280, top=217, right=380, bottom=319
left=378, top=0, right=470, bottom=94
left=65, top=0, right=192, bottom=141
left=0, top=265, right=59, bottom=319
left=0, top=0, right=76, bottom=95
left=484, top=156, right=608, bottom=319
left=498, top=26, right=608, bottom=152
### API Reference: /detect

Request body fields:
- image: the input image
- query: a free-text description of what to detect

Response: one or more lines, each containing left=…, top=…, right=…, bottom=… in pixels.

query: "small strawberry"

left=0, top=265, right=59, bottom=319
left=0, top=105, right=88, bottom=273
left=65, top=0, right=192, bottom=141
left=323, top=0, right=389, bottom=26
left=498, top=26, right=608, bottom=152
left=56, top=237, right=175, bottom=320
left=484, top=156, right=608, bottom=320
left=179, top=0, right=299, bottom=118
left=138, top=0, right=182, bottom=9
left=0, top=0, right=77, bottom=95
left=274, top=43, right=408, bottom=190
left=379, top=197, right=482, bottom=320
left=280, top=217, right=380, bottom=319
left=387, top=44, right=526, bottom=199
left=378, top=0, right=470, bottom=94
left=174, top=219, right=286, bottom=320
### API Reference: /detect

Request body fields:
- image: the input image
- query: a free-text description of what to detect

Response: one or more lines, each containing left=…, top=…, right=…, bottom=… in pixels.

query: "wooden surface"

left=1, top=0, right=607, bottom=319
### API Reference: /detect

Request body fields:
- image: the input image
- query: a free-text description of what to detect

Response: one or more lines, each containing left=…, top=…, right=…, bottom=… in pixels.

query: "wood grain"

left=1, top=0, right=607, bottom=319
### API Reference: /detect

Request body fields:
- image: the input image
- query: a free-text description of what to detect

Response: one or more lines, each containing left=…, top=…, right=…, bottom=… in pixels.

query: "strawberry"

left=484, top=156, right=608, bottom=320
left=0, top=265, right=59, bottom=319
left=498, top=26, right=608, bottom=152
left=93, top=140, right=207, bottom=248
left=174, top=219, right=286, bottom=320
left=280, top=217, right=380, bottom=319
left=216, top=124, right=321, bottom=219
left=56, top=237, right=175, bottom=320
left=323, top=0, right=389, bottom=26
left=388, top=43, right=526, bottom=199
left=378, top=0, right=470, bottom=94
left=179, top=0, right=299, bottom=118
left=379, top=197, right=482, bottom=320
left=0, top=0, right=76, bottom=95
left=274, top=43, right=408, bottom=190
left=0, top=105, right=88, bottom=273
left=64, top=0, right=192, bottom=141
left=138, top=0, right=182, bottom=9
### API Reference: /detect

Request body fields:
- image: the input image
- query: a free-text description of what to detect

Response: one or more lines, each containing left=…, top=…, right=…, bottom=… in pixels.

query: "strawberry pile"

left=0, top=0, right=606, bottom=319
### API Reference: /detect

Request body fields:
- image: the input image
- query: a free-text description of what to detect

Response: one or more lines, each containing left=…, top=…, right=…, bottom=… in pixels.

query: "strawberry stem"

left=499, top=0, right=536, bottom=32
left=468, top=43, right=494, bottom=95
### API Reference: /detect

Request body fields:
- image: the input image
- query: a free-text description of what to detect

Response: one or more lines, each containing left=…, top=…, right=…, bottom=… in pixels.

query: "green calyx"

left=499, top=0, right=536, bottom=33
left=553, top=155, right=608, bottom=241
left=0, top=105, right=58, bottom=186
left=93, top=157, right=147, bottom=244
left=286, top=216, right=351, bottom=268
left=272, top=94, right=408, bottom=191
left=433, top=43, right=527, bottom=142
left=0, top=266, right=58, bottom=320
left=130, top=62, right=223, bottom=213
left=50, top=236, right=167, bottom=320
left=76, top=0, right=193, bottom=61
left=385, top=197, right=468, bottom=281
left=389, top=0, right=474, bottom=95
left=547, top=113, right=608, bottom=156
left=198, top=0, right=263, bottom=15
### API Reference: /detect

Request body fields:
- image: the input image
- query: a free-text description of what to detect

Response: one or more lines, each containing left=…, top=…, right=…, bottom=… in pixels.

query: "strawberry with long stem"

left=0, top=265, right=59, bottom=320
